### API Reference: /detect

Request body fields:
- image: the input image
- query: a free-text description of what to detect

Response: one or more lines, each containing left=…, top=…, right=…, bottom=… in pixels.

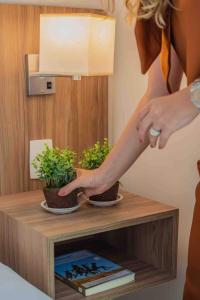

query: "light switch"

left=30, top=139, right=53, bottom=179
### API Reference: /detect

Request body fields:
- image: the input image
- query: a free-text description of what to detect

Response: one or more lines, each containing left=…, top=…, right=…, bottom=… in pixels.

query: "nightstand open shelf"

left=0, top=190, right=178, bottom=299
left=54, top=216, right=177, bottom=300
left=56, top=260, right=171, bottom=300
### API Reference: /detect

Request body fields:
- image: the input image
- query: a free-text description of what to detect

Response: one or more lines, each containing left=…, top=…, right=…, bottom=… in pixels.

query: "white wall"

left=109, top=1, right=200, bottom=300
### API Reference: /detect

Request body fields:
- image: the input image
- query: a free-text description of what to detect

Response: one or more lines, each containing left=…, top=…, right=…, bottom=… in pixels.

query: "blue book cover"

left=55, top=250, right=135, bottom=296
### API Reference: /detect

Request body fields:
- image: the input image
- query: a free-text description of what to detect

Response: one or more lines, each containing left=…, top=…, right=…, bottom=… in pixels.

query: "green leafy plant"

left=32, top=144, right=76, bottom=188
left=79, top=138, right=111, bottom=170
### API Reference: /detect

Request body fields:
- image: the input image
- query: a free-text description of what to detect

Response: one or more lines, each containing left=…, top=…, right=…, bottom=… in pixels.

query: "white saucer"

left=87, top=193, right=123, bottom=207
left=40, top=201, right=80, bottom=214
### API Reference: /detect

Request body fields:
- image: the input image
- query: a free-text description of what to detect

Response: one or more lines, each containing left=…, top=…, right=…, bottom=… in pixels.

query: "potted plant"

left=32, top=144, right=79, bottom=209
left=79, top=138, right=119, bottom=202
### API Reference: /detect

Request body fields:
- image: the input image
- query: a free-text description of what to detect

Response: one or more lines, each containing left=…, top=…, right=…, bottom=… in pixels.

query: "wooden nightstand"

left=0, top=190, right=178, bottom=299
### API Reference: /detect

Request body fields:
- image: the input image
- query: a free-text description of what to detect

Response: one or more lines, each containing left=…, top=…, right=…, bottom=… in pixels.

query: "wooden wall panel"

left=0, top=4, right=108, bottom=195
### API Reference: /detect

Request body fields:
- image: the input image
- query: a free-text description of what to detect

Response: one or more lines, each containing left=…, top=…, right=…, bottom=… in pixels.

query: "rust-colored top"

left=135, top=0, right=200, bottom=92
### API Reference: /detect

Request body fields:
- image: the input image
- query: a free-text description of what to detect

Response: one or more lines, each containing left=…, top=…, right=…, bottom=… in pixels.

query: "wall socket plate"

left=30, top=139, right=53, bottom=179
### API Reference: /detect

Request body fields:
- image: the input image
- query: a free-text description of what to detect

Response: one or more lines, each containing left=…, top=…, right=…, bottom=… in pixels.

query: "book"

left=55, top=250, right=135, bottom=296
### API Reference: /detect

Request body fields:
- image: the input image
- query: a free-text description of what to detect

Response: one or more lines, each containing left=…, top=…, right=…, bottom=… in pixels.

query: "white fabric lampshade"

left=39, top=13, right=116, bottom=76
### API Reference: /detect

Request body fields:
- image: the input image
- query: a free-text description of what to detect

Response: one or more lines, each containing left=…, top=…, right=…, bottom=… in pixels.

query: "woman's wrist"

left=181, top=86, right=200, bottom=115
left=97, top=163, right=118, bottom=186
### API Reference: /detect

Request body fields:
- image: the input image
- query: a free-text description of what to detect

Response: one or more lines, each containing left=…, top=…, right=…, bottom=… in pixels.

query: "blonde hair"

left=125, top=0, right=172, bottom=28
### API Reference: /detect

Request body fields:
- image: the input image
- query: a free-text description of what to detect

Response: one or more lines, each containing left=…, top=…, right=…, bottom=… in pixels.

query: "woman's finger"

left=158, top=129, right=171, bottom=149
left=137, top=114, right=153, bottom=143
left=77, top=185, right=104, bottom=200
left=79, top=189, right=98, bottom=199
left=83, top=189, right=96, bottom=198
left=84, top=186, right=105, bottom=198
left=149, top=134, right=159, bottom=148
left=58, top=178, right=81, bottom=196
left=136, top=105, right=150, bottom=130
left=149, top=124, right=161, bottom=148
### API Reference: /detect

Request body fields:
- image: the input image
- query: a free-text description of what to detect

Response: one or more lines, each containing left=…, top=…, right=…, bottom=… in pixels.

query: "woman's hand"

left=58, top=168, right=114, bottom=197
left=136, top=87, right=200, bottom=149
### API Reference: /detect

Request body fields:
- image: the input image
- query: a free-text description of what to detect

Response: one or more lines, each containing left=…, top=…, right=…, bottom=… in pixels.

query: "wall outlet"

left=30, top=139, right=53, bottom=179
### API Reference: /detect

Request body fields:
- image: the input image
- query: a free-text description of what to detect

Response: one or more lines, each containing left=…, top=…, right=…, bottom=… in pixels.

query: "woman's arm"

left=137, top=49, right=199, bottom=149
left=59, top=48, right=183, bottom=197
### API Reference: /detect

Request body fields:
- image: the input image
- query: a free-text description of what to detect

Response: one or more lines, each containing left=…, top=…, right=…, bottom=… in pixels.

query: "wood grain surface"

left=0, top=189, right=178, bottom=241
left=0, top=4, right=108, bottom=195
left=0, top=190, right=178, bottom=299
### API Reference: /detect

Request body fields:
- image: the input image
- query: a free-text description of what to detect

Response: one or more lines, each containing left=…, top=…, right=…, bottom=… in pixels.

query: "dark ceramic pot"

left=43, top=187, right=79, bottom=209
left=89, top=181, right=119, bottom=202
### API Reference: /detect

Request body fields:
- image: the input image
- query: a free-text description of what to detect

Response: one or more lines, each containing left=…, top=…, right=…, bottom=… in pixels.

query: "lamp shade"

left=39, top=14, right=116, bottom=76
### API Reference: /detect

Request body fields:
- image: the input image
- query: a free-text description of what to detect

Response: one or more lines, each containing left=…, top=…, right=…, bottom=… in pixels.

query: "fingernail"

left=58, top=191, right=64, bottom=196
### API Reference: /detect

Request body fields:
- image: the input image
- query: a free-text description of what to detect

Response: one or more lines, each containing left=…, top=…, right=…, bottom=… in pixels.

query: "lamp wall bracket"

left=25, top=54, right=56, bottom=96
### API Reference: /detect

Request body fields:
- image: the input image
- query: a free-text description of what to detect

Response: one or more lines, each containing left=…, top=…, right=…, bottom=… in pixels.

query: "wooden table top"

left=0, top=190, right=178, bottom=242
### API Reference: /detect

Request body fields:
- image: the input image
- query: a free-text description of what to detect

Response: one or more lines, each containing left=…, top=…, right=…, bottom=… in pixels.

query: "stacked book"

left=55, top=250, right=135, bottom=296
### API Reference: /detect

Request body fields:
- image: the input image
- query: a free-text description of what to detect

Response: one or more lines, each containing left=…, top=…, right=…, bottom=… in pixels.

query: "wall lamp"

left=25, top=13, right=116, bottom=96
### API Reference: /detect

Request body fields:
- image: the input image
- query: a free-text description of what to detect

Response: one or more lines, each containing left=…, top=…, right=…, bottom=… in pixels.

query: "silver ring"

left=149, top=127, right=161, bottom=137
